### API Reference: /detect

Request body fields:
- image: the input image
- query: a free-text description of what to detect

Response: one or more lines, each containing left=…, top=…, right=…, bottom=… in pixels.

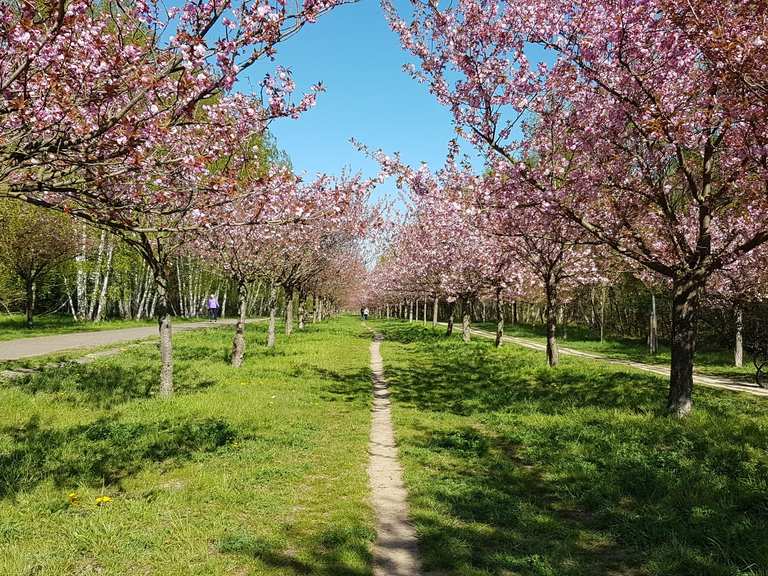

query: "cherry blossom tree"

left=384, top=0, right=768, bottom=415
left=1, top=0, right=347, bottom=396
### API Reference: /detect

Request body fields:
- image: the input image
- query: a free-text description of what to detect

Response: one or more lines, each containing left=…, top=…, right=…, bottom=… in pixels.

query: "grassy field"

left=0, top=314, right=210, bottom=342
left=377, top=321, right=768, bottom=576
left=475, top=321, right=756, bottom=382
left=0, top=316, right=375, bottom=576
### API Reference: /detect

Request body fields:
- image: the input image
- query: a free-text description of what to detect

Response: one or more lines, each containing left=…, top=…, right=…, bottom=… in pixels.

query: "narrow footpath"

left=469, top=326, right=768, bottom=398
left=0, top=319, right=252, bottom=361
left=368, top=332, right=422, bottom=576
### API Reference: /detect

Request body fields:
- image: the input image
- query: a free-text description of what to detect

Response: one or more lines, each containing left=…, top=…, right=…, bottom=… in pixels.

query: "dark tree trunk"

left=512, top=300, right=518, bottom=325
left=231, top=281, right=247, bottom=367
left=25, top=278, right=35, bottom=328
left=668, top=279, right=701, bottom=417
left=495, top=287, right=504, bottom=348
left=446, top=301, right=455, bottom=336
left=545, top=280, right=559, bottom=367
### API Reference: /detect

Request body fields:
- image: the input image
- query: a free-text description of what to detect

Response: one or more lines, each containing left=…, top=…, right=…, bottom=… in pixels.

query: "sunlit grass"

left=378, top=320, right=768, bottom=576
left=0, top=317, right=375, bottom=576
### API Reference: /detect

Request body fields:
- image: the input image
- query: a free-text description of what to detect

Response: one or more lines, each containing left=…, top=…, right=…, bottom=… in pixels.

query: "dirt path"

left=0, top=319, right=250, bottom=361
left=469, top=327, right=768, bottom=398
left=368, top=332, right=422, bottom=576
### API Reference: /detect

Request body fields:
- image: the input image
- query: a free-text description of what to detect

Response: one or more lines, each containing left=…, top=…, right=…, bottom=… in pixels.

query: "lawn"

left=0, top=316, right=375, bottom=576
left=474, top=321, right=756, bottom=382
left=0, top=314, right=206, bottom=342
left=377, top=321, right=768, bottom=576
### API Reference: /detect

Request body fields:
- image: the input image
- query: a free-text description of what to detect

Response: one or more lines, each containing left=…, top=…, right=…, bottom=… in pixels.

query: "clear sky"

left=240, top=0, right=479, bottom=204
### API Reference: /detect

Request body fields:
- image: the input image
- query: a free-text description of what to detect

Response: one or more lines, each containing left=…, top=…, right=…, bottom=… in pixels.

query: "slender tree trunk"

left=649, top=294, right=658, bottom=355
left=495, top=287, right=504, bottom=348
left=64, top=277, right=78, bottom=321
left=298, top=291, right=307, bottom=330
left=667, top=279, right=701, bottom=417
left=267, top=284, right=277, bottom=348
left=25, top=278, right=35, bottom=327
left=734, top=304, right=743, bottom=367
left=94, top=241, right=114, bottom=322
left=432, top=296, right=439, bottom=328
left=155, top=275, right=173, bottom=398
left=87, top=231, right=106, bottom=319
left=600, top=285, right=607, bottom=343
left=446, top=300, right=455, bottom=336
left=284, top=287, right=294, bottom=335
left=408, top=300, right=413, bottom=323
left=231, top=281, right=248, bottom=367
left=221, top=283, right=228, bottom=319
left=76, top=225, right=87, bottom=317
left=545, top=280, right=559, bottom=367
left=512, top=300, right=518, bottom=325
left=461, top=297, right=471, bottom=343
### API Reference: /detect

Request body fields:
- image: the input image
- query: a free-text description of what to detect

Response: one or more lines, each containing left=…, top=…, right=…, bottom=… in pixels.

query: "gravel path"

left=0, top=319, right=243, bottom=361
left=368, top=332, right=422, bottom=576
left=469, top=327, right=768, bottom=398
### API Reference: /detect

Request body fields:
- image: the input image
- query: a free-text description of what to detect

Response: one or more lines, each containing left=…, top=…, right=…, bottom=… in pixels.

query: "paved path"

left=469, top=326, right=768, bottom=398
left=0, top=319, right=245, bottom=361
left=368, top=332, right=422, bottom=576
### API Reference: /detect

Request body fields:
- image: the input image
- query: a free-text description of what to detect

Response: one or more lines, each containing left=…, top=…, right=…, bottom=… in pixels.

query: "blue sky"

left=239, top=0, right=480, bottom=204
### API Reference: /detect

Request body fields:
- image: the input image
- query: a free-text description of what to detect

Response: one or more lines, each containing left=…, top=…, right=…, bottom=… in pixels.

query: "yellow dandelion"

left=67, top=492, right=79, bottom=504
left=95, top=495, right=112, bottom=506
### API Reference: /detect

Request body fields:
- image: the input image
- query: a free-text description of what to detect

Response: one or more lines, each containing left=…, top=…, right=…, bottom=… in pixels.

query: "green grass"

left=0, top=316, right=375, bottom=575
left=475, top=321, right=756, bottom=382
left=377, top=321, right=768, bottom=576
left=0, top=314, right=208, bottom=341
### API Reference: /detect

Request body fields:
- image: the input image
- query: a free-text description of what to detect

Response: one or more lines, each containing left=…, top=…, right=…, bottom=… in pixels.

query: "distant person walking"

left=360, top=307, right=365, bottom=320
left=363, top=307, right=369, bottom=321
left=207, top=294, right=219, bottom=322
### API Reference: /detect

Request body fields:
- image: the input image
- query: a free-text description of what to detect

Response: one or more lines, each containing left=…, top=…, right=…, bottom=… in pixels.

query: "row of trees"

left=0, top=0, right=371, bottom=395
left=366, top=0, right=768, bottom=416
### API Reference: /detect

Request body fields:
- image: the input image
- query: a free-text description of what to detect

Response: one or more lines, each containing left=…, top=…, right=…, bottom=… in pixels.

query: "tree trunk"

left=667, top=280, right=701, bottom=417
left=155, top=277, right=173, bottom=398
left=94, top=241, right=114, bottom=322
left=461, top=297, right=471, bottom=343
left=512, top=300, right=518, bottom=325
left=298, top=291, right=307, bottom=330
left=495, top=287, right=504, bottom=348
left=432, top=296, right=439, bottom=328
left=87, top=230, right=106, bottom=319
left=446, top=301, right=455, bottom=336
left=600, top=285, right=607, bottom=343
left=545, top=281, right=559, bottom=367
left=231, top=281, right=247, bottom=367
left=76, top=225, right=87, bottom=317
left=25, top=278, right=35, bottom=328
left=649, top=293, right=658, bottom=355
left=267, top=284, right=277, bottom=348
left=734, top=304, right=743, bottom=367
left=285, top=287, right=294, bottom=335
left=408, top=300, right=413, bottom=323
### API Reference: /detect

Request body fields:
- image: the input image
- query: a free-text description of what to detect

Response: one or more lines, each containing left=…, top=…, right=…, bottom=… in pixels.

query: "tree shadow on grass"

left=381, top=322, right=665, bottom=415
left=216, top=524, right=372, bottom=576
left=0, top=415, right=236, bottom=498
left=381, top=323, right=768, bottom=575
left=8, top=361, right=216, bottom=408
